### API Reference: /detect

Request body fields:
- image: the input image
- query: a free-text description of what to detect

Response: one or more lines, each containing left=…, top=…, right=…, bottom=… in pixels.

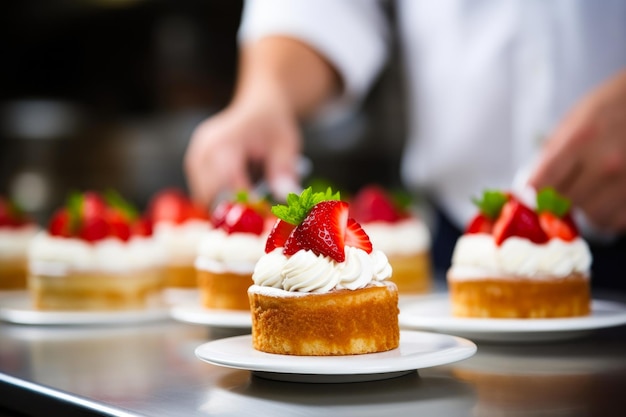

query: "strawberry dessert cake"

left=249, top=187, right=398, bottom=356
left=447, top=188, right=592, bottom=318
left=350, top=185, right=432, bottom=294
left=28, top=190, right=164, bottom=310
left=148, top=188, right=211, bottom=288
left=0, top=196, right=39, bottom=290
left=194, top=193, right=274, bottom=310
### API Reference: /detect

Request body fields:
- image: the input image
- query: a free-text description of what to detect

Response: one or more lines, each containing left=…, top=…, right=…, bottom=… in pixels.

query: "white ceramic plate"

left=195, top=330, right=477, bottom=383
left=170, top=304, right=251, bottom=328
left=0, top=291, right=170, bottom=326
left=399, top=294, right=626, bottom=342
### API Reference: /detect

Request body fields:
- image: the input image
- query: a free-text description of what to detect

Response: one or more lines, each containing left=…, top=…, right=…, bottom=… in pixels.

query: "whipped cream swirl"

left=195, top=228, right=267, bottom=274
left=252, top=246, right=392, bottom=293
left=449, top=234, right=592, bottom=280
left=362, top=218, right=431, bottom=254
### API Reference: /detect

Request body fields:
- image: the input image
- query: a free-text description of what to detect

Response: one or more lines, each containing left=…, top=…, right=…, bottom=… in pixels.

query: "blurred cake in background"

left=350, top=185, right=432, bottom=294
left=195, top=192, right=274, bottom=310
left=0, top=196, right=39, bottom=290
left=148, top=188, right=211, bottom=288
left=28, top=190, right=164, bottom=310
left=447, top=188, right=592, bottom=318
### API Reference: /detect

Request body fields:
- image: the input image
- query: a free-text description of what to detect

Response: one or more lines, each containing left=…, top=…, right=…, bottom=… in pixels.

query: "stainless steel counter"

left=1, top=291, right=626, bottom=417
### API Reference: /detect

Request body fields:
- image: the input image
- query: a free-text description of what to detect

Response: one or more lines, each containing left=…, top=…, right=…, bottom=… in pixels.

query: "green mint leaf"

left=104, top=189, right=139, bottom=220
left=66, top=190, right=83, bottom=234
left=471, top=190, right=508, bottom=220
left=271, top=186, right=340, bottom=225
left=536, top=187, right=570, bottom=218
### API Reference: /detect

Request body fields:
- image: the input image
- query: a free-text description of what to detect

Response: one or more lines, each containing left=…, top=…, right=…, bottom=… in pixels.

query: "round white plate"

left=195, top=330, right=477, bottom=383
left=0, top=292, right=170, bottom=326
left=399, top=295, right=626, bottom=342
left=170, top=304, right=251, bottom=328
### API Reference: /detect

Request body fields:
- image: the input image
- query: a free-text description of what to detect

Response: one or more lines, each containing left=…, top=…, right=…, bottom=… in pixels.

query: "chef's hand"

left=530, top=70, right=626, bottom=233
left=185, top=37, right=339, bottom=208
left=184, top=96, right=302, bottom=209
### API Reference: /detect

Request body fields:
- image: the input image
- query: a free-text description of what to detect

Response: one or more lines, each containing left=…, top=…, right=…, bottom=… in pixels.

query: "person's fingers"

left=528, top=115, right=595, bottom=195
left=577, top=176, right=626, bottom=231
left=264, top=121, right=302, bottom=202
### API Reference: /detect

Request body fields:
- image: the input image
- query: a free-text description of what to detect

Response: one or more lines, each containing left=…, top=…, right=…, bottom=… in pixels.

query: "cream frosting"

left=448, top=234, right=592, bottom=280
left=362, top=218, right=431, bottom=255
left=153, top=219, right=212, bottom=265
left=252, top=246, right=392, bottom=293
left=195, top=228, right=267, bottom=274
left=28, top=232, right=165, bottom=276
left=0, top=224, right=39, bottom=260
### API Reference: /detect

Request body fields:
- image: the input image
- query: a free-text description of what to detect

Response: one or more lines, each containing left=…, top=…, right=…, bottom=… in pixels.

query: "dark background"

left=0, top=0, right=407, bottom=224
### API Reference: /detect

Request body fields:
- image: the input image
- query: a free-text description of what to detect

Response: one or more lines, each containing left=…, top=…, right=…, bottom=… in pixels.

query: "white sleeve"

left=238, top=0, right=391, bottom=106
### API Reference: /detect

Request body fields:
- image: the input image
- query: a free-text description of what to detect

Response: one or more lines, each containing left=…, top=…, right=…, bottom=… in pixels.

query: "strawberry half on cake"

left=148, top=188, right=211, bottom=288
left=350, top=185, right=432, bottom=294
left=249, top=187, right=399, bottom=356
left=447, top=188, right=592, bottom=318
left=194, top=192, right=274, bottom=310
left=28, top=190, right=164, bottom=311
left=0, top=196, right=39, bottom=290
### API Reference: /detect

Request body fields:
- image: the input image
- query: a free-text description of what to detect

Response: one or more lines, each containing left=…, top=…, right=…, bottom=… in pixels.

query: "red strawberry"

left=493, top=200, right=548, bottom=245
left=106, top=209, right=131, bottom=241
left=466, top=213, right=494, bottom=234
left=223, top=203, right=265, bottom=235
left=132, top=217, right=153, bottom=237
left=211, top=201, right=233, bottom=228
left=148, top=189, right=191, bottom=224
left=345, top=218, right=373, bottom=253
left=265, top=219, right=296, bottom=253
left=81, top=192, right=107, bottom=220
left=539, top=212, right=578, bottom=241
left=350, top=185, right=402, bottom=223
left=48, top=208, right=72, bottom=237
left=79, top=216, right=109, bottom=242
left=283, top=200, right=373, bottom=262
left=0, top=197, right=31, bottom=227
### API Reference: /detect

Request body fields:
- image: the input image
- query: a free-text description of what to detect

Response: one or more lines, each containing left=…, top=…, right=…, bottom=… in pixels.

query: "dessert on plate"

left=447, top=188, right=592, bottom=318
left=28, top=190, right=164, bottom=311
left=249, top=187, right=399, bottom=356
left=195, top=192, right=273, bottom=310
left=350, top=185, right=432, bottom=294
left=148, top=188, right=211, bottom=288
left=0, top=196, right=39, bottom=290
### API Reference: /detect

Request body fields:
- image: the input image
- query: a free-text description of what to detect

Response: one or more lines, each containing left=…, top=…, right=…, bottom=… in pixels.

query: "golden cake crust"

left=388, top=251, right=431, bottom=294
left=29, top=270, right=164, bottom=311
left=197, top=270, right=252, bottom=310
left=248, top=282, right=400, bottom=356
left=0, top=261, right=28, bottom=289
left=164, top=265, right=197, bottom=288
left=447, top=273, right=590, bottom=318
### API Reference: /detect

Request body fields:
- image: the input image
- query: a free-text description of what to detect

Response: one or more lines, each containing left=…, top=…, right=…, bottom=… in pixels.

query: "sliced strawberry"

left=345, top=218, right=372, bottom=253
left=106, top=209, right=131, bottom=241
left=466, top=213, right=494, bottom=234
left=211, top=201, right=233, bottom=228
left=493, top=200, right=548, bottom=245
left=0, top=197, right=31, bottom=227
left=132, top=217, right=153, bottom=237
left=79, top=216, right=109, bottom=242
left=48, top=208, right=72, bottom=237
left=223, top=203, right=265, bottom=235
left=186, top=202, right=210, bottom=222
left=265, top=219, right=296, bottom=252
left=82, top=191, right=107, bottom=221
left=350, top=185, right=402, bottom=223
left=284, top=200, right=349, bottom=262
left=148, top=188, right=189, bottom=224
left=539, top=212, right=577, bottom=241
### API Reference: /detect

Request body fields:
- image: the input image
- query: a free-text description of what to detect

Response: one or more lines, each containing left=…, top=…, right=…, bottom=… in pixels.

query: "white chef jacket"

left=238, top=0, right=626, bottom=230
